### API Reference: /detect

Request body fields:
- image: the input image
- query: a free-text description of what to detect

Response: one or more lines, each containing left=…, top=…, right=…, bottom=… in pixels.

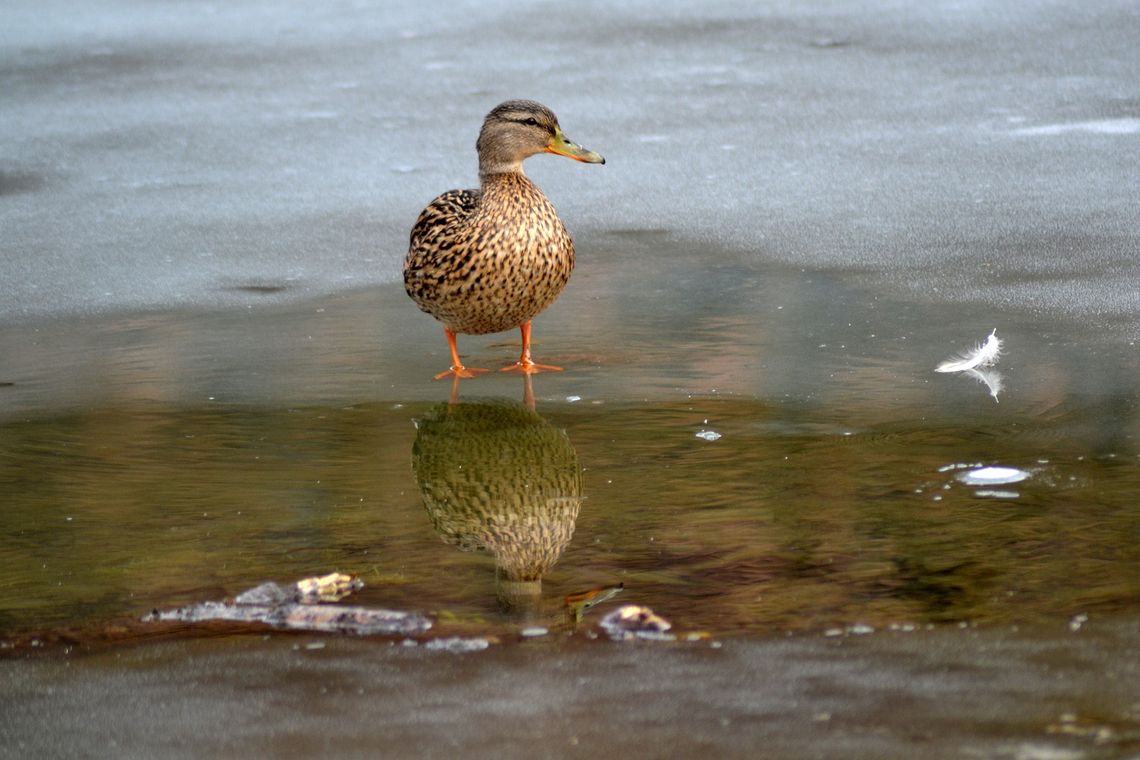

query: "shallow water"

left=2, top=242, right=1138, bottom=646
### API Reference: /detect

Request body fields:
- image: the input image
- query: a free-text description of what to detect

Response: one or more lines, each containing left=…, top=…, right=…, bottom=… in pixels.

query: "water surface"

left=3, top=244, right=1137, bottom=645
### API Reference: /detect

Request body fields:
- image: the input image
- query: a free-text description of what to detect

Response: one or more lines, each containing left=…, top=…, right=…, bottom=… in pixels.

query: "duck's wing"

left=408, top=188, right=481, bottom=254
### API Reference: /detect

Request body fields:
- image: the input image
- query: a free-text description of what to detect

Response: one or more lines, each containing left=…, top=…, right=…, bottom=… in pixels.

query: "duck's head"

left=476, top=100, right=605, bottom=176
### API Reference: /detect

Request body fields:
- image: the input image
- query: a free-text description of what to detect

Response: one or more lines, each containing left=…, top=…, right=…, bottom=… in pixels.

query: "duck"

left=404, top=100, right=605, bottom=379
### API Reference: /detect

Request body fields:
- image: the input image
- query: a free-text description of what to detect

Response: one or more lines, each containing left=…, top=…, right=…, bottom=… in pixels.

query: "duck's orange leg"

left=434, top=328, right=490, bottom=380
left=500, top=321, right=563, bottom=375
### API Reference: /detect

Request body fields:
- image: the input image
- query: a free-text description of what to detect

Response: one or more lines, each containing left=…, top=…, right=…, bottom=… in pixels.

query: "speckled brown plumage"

left=406, top=174, right=574, bottom=335
left=404, top=100, right=604, bottom=378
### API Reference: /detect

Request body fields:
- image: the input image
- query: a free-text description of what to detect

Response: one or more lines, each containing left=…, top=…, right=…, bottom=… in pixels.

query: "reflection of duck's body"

left=404, top=100, right=605, bottom=379
left=412, top=399, right=582, bottom=619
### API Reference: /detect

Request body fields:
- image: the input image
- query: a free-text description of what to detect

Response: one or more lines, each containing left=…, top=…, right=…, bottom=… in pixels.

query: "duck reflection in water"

left=412, top=376, right=620, bottom=624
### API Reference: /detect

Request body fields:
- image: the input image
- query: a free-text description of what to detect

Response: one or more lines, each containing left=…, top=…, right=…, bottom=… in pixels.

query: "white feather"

left=935, top=329, right=1003, bottom=373
left=963, top=367, right=1003, bottom=403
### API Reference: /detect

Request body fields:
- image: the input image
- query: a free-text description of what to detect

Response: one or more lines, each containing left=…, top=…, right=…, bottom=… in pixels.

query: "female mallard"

left=404, top=100, right=605, bottom=379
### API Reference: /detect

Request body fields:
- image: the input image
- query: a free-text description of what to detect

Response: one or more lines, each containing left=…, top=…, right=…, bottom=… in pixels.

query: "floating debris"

left=695, top=430, right=722, bottom=441
left=235, top=573, right=364, bottom=606
left=599, top=605, right=673, bottom=641
left=148, top=600, right=431, bottom=637
left=957, top=466, right=1030, bottom=486
left=296, top=572, right=364, bottom=603
left=145, top=574, right=430, bottom=637
left=564, top=582, right=624, bottom=622
left=233, top=582, right=297, bottom=606
left=935, top=330, right=1007, bottom=401
left=935, top=329, right=1002, bottom=373
left=520, top=627, right=549, bottom=638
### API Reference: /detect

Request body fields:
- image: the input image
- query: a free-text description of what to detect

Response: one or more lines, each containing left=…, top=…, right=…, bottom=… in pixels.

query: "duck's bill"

left=545, top=128, right=606, bottom=164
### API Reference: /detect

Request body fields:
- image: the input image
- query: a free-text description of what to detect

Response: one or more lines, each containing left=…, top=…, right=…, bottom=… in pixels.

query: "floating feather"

left=935, top=329, right=1002, bottom=373
left=963, top=366, right=1003, bottom=403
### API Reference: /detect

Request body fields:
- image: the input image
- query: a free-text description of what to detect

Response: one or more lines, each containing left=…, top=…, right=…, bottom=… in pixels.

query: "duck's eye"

left=524, top=117, right=539, bottom=126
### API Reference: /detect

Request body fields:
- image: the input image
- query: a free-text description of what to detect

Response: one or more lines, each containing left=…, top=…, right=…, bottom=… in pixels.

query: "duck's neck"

left=479, top=162, right=526, bottom=183
left=479, top=168, right=541, bottom=198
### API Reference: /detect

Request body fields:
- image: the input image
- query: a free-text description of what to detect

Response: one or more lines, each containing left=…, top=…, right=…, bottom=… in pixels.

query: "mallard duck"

left=404, top=100, right=605, bottom=379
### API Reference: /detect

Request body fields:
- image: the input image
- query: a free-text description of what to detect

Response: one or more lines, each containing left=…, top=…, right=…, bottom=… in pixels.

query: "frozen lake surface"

left=5, top=623, right=1139, bottom=760
left=3, top=0, right=1138, bottom=334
